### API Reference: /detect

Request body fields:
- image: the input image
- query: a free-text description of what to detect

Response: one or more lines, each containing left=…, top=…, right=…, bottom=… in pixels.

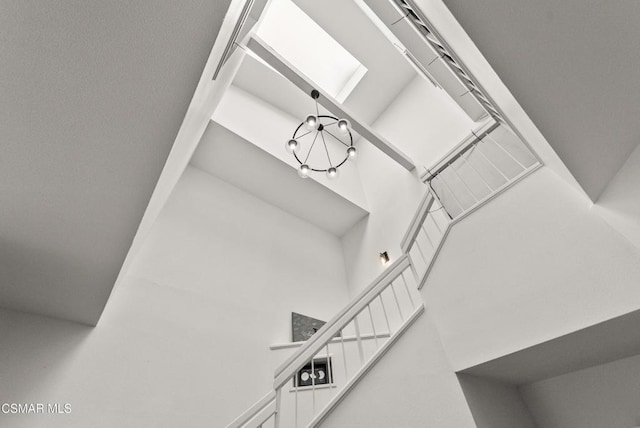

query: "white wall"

left=458, top=374, right=536, bottom=428
left=594, top=142, right=640, bottom=250
left=213, top=84, right=369, bottom=212
left=423, top=167, right=640, bottom=370
left=521, top=352, right=640, bottom=428
left=318, top=312, right=476, bottom=427
left=0, top=166, right=352, bottom=427
left=340, top=75, right=474, bottom=295
left=374, top=75, right=477, bottom=168
left=340, top=138, right=425, bottom=296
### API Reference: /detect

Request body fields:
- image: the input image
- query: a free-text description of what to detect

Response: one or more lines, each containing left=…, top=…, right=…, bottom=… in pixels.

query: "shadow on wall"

left=0, top=235, right=118, bottom=326
left=0, top=308, right=92, bottom=405
left=457, top=373, right=537, bottom=428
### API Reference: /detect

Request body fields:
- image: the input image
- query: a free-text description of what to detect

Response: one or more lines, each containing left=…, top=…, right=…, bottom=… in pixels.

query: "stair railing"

left=226, top=121, right=542, bottom=428
left=422, top=121, right=541, bottom=220
left=399, top=190, right=452, bottom=290
left=227, top=253, right=424, bottom=428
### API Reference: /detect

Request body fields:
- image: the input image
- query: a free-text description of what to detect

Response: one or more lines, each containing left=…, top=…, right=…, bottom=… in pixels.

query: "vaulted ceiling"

left=443, top=0, right=640, bottom=200
left=0, top=1, right=231, bottom=325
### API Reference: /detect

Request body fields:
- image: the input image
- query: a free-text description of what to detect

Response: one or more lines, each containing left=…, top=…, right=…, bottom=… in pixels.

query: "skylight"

left=256, top=0, right=367, bottom=103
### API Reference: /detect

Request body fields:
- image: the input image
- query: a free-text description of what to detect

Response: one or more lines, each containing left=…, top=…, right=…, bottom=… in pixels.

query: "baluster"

left=427, top=186, right=453, bottom=220
left=325, top=344, right=334, bottom=396
left=462, top=154, right=493, bottom=192
left=450, top=161, right=479, bottom=202
left=390, top=281, right=404, bottom=321
left=378, top=294, right=391, bottom=335
left=413, top=238, right=428, bottom=264
left=311, top=357, right=316, bottom=414
left=429, top=210, right=444, bottom=236
left=474, top=141, right=510, bottom=181
left=406, top=253, right=421, bottom=284
left=294, top=373, right=298, bottom=428
left=353, top=316, right=365, bottom=365
left=436, top=174, right=466, bottom=214
left=366, top=304, right=379, bottom=348
left=420, top=224, right=435, bottom=250
left=273, top=388, right=281, bottom=428
left=339, top=329, right=348, bottom=380
left=400, top=271, right=416, bottom=309
left=486, top=132, right=527, bottom=170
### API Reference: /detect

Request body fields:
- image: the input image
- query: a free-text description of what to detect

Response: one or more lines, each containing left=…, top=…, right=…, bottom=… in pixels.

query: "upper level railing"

left=399, top=191, right=450, bottom=290
left=423, top=119, right=541, bottom=220
left=226, top=121, right=541, bottom=428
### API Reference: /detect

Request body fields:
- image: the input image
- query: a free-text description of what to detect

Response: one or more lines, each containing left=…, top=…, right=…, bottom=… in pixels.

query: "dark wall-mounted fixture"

left=379, top=251, right=390, bottom=265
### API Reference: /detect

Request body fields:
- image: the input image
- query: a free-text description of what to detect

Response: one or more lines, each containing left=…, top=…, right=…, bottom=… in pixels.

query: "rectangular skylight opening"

left=255, top=0, right=367, bottom=103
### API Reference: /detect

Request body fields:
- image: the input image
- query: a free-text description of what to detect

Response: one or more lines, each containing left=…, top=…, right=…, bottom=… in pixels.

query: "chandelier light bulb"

left=285, top=139, right=299, bottom=154
left=290, top=104, right=353, bottom=180
left=304, top=114, right=319, bottom=130
left=337, top=118, right=350, bottom=134
left=298, top=164, right=310, bottom=178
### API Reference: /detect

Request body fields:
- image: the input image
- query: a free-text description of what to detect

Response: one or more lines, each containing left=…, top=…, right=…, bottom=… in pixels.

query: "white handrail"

left=400, top=191, right=435, bottom=254
left=273, top=254, right=411, bottom=389
left=227, top=119, right=542, bottom=428
left=226, top=390, right=276, bottom=428
left=421, top=119, right=498, bottom=182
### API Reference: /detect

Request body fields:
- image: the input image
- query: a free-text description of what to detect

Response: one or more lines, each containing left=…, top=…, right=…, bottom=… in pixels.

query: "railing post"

left=406, top=253, right=421, bottom=285
left=273, top=388, right=282, bottom=428
left=378, top=294, right=391, bottom=334
left=367, top=305, right=379, bottom=348
left=425, top=180, right=454, bottom=220
left=339, top=329, right=348, bottom=379
left=435, top=173, right=466, bottom=214
left=353, top=316, right=365, bottom=365
left=390, top=281, right=404, bottom=321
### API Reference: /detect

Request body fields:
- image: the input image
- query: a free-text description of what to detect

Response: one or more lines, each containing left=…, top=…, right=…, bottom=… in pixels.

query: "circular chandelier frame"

left=291, top=114, right=354, bottom=172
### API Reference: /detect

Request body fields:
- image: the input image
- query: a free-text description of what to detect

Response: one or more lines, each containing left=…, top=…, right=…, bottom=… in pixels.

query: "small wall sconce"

left=379, top=251, right=390, bottom=265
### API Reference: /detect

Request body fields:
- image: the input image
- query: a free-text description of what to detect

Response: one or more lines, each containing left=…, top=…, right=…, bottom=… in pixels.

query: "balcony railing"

left=423, top=120, right=541, bottom=220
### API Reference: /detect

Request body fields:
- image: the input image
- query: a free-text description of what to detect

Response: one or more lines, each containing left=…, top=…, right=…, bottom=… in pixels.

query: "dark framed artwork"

left=294, top=357, right=333, bottom=387
left=291, top=312, right=341, bottom=342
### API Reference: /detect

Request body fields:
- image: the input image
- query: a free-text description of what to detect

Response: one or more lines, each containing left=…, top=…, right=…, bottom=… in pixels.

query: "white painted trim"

left=335, top=63, right=368, bottom=103
left=246, top=34, right=417, bottom=172
left=400, top=191, right=435, bottom=254
left=421, top=117, right=497, bottom=181
left=418, top=162, right=543, bottom=290
left=273, top=255, right=411, bottom=388
left=308, top=304, right=426, bottom=427
left=289, top=384, right=337, bottom=393
left=225, top=390, right=276, bottom=428
left=269, top=332, right=391, bottom=351
left=361, top=0, right=486, bottom=121
left=418, top=222, right=452, bottom=290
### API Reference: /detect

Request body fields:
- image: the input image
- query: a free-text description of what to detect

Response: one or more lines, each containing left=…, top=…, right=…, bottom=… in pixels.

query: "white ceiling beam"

left=246, top=34, right=417, bottom=171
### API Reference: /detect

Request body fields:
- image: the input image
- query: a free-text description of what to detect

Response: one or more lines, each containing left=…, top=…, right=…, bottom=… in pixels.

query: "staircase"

left=226, top=121, right=540, bottom=428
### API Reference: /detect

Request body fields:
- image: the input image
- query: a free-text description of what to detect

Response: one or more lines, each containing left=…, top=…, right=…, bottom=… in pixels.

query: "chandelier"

left=285, top=90, right=357, bottom=179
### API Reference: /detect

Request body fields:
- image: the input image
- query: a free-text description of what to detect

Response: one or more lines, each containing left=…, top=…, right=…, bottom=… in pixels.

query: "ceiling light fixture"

left=286, top=89, right=356, bottom=179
